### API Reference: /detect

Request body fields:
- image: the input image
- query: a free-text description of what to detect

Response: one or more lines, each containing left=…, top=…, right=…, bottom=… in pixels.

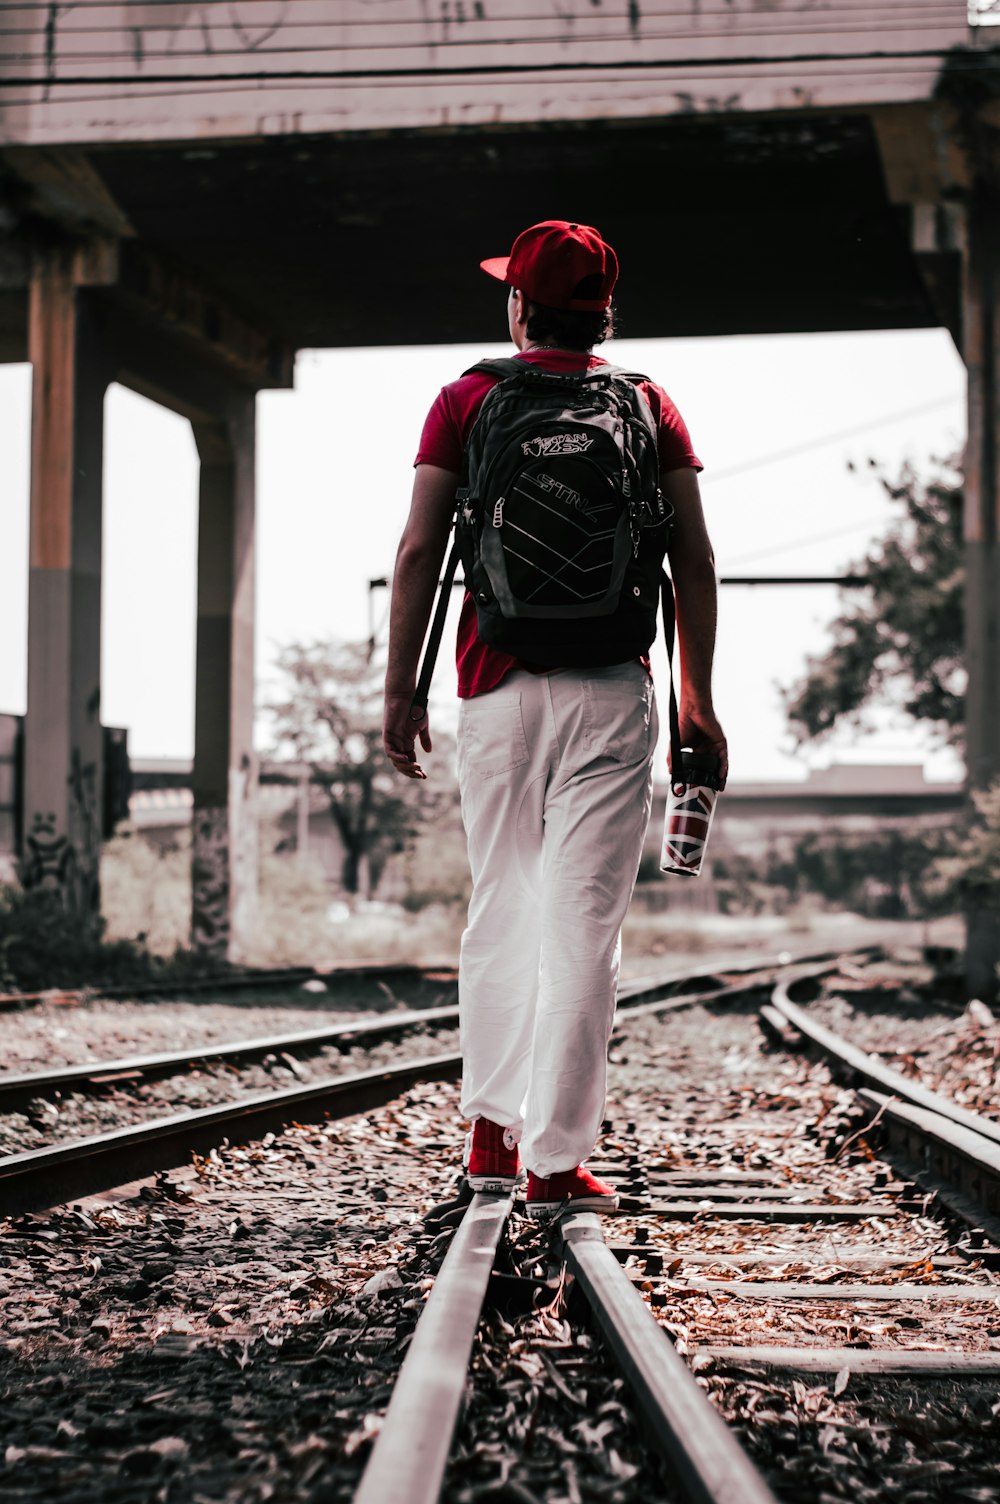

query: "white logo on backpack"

left=521, top=433, right=593, bottom=459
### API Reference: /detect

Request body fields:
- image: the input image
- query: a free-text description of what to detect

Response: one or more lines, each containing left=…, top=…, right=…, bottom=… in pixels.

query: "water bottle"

left=659, top=750, right=724, bottom=878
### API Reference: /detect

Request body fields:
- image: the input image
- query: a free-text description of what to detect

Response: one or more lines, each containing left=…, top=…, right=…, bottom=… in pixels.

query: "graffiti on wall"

left=191, top=803, right=230, bottom=956
left=20, top=748, right=101, bottom=913
left=39, top=1, right=653, bottom=87
left=21, top=810, right=75, bottom=893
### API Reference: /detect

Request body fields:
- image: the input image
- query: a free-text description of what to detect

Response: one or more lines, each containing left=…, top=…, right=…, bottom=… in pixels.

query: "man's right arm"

left=383, top=463, right=460, bottom=779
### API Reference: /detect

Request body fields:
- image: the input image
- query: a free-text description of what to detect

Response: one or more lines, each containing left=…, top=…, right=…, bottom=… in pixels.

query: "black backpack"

left=410, top=358, right=679, bottom=743
left=451, top=358, right=673, bottom=666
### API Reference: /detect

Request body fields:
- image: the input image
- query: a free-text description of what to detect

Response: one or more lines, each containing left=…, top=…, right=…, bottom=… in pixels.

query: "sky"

left=0, top=325, right=966, bottom=784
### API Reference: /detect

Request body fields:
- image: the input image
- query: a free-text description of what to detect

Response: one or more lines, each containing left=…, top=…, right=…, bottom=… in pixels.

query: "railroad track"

left=0, top=960, right=458, bottom=1012
left=0, top=945, right=846, bottom=1112
left=352, top=954, right=1000, bottom=1503
left=5, top=945, right=998, bottom=1501
left=0, top=949, right=839, bottom=1217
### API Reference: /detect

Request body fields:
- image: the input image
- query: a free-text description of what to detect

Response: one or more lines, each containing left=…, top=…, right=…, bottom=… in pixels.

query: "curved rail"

left=769, top=968, right=1000, bottom=1241
left=771, top=969, right=1000, bottom=1149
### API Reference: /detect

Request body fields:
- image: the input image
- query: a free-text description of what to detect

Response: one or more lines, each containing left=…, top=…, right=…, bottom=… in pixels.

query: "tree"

left=267, top=640, right=454, bottom=896
left=782, top=455, right=965, bottom=748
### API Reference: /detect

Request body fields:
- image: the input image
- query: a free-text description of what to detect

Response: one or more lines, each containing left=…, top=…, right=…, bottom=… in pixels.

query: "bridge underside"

left=1, top=110, right=953, bottom=359
left=0, top=101, right=972, bottom=968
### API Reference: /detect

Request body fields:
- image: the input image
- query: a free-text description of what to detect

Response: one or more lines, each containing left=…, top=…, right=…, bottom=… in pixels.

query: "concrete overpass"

left=1, top=2, right=997, bottom=986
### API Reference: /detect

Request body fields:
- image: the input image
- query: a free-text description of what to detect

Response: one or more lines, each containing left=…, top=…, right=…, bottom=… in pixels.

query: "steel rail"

left=561, top=1212, right=780, bottom=1504
left=0, top=1003, right=463, bottom=1112
left=770, top=970, right=1000, bottom=1150
left=0, top=966, right=779, bottom=1218
left=0, top=960, right=456, bottom=1011
left=856, top=1088, right=1000, bottom=1229
left=0, top=1051, right=463, bottom=1218
left=0, top=977, right=761, bottom=1111
left=0, top=950, right=874, bottom=1217
left=0, top=946, right=864, bottom=1111
left=354, top=1192, right=513, bottom=1504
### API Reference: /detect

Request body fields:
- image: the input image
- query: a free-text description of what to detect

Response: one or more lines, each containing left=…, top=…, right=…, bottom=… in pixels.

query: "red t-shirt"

left=414, top=349, right=702, bottom=699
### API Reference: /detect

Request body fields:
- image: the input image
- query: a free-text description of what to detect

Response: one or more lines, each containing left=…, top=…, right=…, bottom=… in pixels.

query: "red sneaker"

left=465, top=1118, right=521, bottom=1193
left=525, top=1165, right=620, bottom=1218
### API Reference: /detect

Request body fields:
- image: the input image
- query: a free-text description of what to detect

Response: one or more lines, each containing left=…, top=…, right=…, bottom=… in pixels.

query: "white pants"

left=457, top=662, right=659, bottom=1177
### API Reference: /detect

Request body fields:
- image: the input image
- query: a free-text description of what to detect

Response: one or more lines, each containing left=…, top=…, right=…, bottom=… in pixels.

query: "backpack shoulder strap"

left=461, top=357, right=528, bottom=380
left=600, top=365, right=652, bottom=385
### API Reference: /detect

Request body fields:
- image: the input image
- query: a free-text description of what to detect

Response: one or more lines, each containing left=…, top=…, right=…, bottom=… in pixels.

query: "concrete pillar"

left=962, top=193, right=1000, bottom=999
left=191, top=396, right=258, bottom=961
left=22, top=249, right=110, bottom=913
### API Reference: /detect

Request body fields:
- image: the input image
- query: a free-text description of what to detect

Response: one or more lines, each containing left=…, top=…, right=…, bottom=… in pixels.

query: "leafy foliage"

left=783, top=456, right=965, bottom=746
left=933, top=778, right=1000, bottom=905
left=712, top=828, right=953, bottom=920
left=267, top=639, right=455, bottom=895
left=0, top=884, right=197, bottom=994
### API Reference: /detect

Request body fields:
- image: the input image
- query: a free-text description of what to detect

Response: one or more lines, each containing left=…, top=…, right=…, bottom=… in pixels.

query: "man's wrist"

left=385, top=688, right=416, bottom=701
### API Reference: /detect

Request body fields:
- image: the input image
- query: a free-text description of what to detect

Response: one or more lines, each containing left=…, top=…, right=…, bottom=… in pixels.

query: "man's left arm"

left=383, top=463, right=460, bottom=780
left=663, top=466, right=729, bottom=788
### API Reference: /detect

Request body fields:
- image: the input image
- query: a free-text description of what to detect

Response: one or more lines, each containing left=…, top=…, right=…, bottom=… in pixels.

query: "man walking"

left=383, top=221, right=726, bottom=1215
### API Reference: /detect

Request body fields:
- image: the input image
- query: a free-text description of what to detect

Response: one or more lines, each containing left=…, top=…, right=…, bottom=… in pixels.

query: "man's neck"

left=520, top=342, right=592, bottom=355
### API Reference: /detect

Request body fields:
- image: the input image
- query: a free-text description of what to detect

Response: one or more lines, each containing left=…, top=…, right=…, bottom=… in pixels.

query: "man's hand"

left=672, top=703, right=729, bottom=791
left=383, top=693, right=432, bottom=780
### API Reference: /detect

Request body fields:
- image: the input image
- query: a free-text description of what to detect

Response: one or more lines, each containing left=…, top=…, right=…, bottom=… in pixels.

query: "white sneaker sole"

left=467, top=1173, right=519, bottom=1193
left=525, top=1192, right=620, bottom=1219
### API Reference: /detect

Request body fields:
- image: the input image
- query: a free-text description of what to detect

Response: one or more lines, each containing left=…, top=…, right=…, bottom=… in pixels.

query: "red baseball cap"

left=480, top=220, right=618, bottom=312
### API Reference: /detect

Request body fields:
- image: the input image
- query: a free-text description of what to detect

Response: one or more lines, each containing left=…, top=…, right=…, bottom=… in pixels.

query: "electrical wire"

left=0, top=9, right=968, bottom=35
left=0, top=0, right=968, bottom=13
left=1, top=22, right=972, bottom=68
left=0, top=14, right=970, bottom=51
left=706, top=394, right=964, bottom=485
left=723, top=519, right=907, bottom=569
left=0, top=60, right=950, bottom=109
left=0, top=45, right=970, bottom=89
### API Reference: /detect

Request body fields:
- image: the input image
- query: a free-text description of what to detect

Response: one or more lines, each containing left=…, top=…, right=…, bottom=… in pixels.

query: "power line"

left=723, top=519, right=895, bottom=569
left=706, top=394, right=963, bottom=484
left=0, top=16, right=967, bottom=54
left=0, top=0, right=966, bottom=12
left=0, top=44, right=969, bottom=89
left=1, top=62, right=948, bottom=109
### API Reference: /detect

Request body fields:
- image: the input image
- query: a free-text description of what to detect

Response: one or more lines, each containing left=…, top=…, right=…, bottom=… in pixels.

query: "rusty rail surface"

left=354, top=1192, right=514, bottom=1504
left=0, top=1053, right=464, bottom=1217
left=561, top=1211, right=780, bottom=1504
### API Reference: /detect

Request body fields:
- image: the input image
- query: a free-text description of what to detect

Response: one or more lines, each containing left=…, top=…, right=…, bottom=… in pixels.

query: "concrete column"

left=962, top=193, right=1000, bottom=998
left=191, top=396, right=258, bottom=961
left=23, top=249, right=110, bottom=913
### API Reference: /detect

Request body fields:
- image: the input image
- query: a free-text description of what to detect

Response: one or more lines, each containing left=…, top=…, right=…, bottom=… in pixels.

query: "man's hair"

left=525, top=300, right=617, bottom=351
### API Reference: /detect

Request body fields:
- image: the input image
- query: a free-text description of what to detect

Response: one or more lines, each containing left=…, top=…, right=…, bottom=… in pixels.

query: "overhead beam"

left=1, top=146, right=134, bottom=240
left=116, top=243, right=294, bottom=393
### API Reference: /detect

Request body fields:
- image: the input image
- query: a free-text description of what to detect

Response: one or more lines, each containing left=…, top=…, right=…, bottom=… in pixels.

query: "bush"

left=932, top=779, right=1000, bottom=906
left=0, top=884, right=191, bottom=994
